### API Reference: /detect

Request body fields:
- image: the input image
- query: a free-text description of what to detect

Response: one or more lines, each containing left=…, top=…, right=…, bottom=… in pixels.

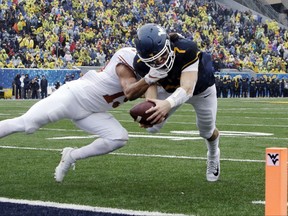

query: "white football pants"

left=0, top=84, right=128, bottom=159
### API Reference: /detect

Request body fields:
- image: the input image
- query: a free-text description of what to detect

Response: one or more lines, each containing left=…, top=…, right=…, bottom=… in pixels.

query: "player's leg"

left=54, top=112, right=128, bottom=182
left=188, top=84, right=220, bottom=182
left=0, top=85, right=85, bottom=138
left=72, top=112, right=129, bottom=158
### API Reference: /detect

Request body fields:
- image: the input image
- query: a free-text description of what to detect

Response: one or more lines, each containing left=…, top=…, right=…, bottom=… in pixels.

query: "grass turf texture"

left=0, top=98, right=287, bottom=216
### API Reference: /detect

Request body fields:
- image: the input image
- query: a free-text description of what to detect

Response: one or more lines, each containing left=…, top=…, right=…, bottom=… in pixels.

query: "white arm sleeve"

left=165, top=87, right=193, bottom=108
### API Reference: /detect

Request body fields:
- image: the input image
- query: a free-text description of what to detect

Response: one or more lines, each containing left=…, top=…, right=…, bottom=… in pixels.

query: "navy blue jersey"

left=133, top=37, right=215, bottom=95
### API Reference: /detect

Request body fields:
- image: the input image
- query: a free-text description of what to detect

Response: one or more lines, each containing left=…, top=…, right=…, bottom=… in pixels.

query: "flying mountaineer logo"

left=157, top=26, right=166, bottom=36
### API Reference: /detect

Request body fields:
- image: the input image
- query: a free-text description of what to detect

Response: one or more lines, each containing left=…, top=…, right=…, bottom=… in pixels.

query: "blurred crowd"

left=0, top=0, right=287, bottom=73
left=215, top=76, right=288, bottom=98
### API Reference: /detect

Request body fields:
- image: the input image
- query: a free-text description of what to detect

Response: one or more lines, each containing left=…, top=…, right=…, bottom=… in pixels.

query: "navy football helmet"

left=134, top=23, right=175, bottom=73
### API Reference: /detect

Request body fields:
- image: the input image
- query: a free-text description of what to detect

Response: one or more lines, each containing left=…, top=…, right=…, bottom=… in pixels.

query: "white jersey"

left=66, top=47, right=137, bottom=112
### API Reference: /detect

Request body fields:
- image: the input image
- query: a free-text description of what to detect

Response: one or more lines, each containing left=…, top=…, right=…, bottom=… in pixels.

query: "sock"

left=70, top=138, right=113, bottom=160
left=205, top=134, right=220, bottom=160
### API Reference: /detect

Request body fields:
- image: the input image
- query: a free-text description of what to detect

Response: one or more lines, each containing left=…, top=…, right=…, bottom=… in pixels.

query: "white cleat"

left=206, top=148, right=220, bottom=182
left=54, top=147, right=76, bottom=183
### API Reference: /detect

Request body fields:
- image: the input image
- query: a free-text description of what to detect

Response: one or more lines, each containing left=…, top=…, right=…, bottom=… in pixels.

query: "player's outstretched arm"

left=117, top=64, right=150, bottom=100
left=117, top=64, right=167, bottom=101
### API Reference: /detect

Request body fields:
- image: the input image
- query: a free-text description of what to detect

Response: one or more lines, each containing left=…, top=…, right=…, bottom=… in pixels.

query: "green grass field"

left=0, top=98, right=287, bottom=216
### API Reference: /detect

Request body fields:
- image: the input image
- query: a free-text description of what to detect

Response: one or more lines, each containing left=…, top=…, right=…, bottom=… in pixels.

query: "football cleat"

left=206, top=148, right=220, bottom=182
left=54, top=147, right=76, bottom=183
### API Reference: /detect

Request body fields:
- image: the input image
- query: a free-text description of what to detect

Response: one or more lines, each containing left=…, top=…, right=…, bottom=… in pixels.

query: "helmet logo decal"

left=157, top=26, right=166, bottom=36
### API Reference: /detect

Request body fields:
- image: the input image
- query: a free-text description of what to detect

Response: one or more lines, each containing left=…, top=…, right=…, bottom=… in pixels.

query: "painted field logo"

left=266, top=153, right=280, bottom=166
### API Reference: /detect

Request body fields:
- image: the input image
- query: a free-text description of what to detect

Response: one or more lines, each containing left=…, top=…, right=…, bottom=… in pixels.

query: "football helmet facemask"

left=134, top=23, right=175, bottom=73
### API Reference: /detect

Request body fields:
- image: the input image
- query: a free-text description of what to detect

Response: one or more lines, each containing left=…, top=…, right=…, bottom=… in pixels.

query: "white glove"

left=144, top=68, right=168, bottom=85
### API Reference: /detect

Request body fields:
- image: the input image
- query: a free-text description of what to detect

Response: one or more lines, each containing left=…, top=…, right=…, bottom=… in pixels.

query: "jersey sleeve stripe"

left=181, top=51, right=201, bottom=70
left=118, top=55, right=135, bottom=72
left=173, top=47, right=186, bottom=53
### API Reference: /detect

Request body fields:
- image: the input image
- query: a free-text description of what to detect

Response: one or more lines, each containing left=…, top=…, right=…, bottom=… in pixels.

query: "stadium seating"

left=0, top=0, right=287, bottom=98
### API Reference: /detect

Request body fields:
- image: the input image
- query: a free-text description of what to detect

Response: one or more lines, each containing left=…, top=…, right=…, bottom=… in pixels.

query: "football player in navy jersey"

left=133, top=23, right=220, bottom=182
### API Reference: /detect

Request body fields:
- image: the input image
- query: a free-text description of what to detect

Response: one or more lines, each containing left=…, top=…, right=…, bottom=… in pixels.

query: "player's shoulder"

left=171, top=36, right=199, bottom=68
left=114, top=47, right=137, bottom=60
left=169, top=33, right=198, bottom=52
left=173, top=38, right=198, bottom=55
left=116, top=47, right=137, bottom=55
left=110, top=47, right=137, bottom=67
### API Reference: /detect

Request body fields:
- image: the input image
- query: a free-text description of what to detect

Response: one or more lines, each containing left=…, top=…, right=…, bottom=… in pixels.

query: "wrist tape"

left=165, top=87, right=191, bottom=108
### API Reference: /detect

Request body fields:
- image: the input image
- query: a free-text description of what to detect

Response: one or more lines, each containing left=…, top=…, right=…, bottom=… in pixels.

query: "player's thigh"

left=22, top=86, right=87, bottom=126
left=188, top=85, right=217, bottom=138
left=73, top=112, right=128, bottom=140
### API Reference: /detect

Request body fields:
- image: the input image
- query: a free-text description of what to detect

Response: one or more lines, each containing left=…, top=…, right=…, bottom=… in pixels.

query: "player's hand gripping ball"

left=129, top=101, right=156, bottom=126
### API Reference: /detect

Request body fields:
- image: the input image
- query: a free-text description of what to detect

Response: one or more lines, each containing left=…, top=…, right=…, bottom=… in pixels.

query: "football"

left=129, top=101, right=156, bottom=126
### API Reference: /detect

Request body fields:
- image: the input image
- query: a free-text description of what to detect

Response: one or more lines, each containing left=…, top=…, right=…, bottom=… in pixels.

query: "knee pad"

left=108, top=138, right=127, bottom=150
left=104, top=138, right=127, bottom=151
left=105, top=128, right=129, bottom=150
left=23, top=118, right=38, bottom=134
left=199, top=129, right=214, bottom=140
left=18, top=111, right=39, bottom=134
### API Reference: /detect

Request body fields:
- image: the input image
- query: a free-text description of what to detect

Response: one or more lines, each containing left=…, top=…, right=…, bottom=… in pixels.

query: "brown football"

left=129, top=101, right=156, bottom=126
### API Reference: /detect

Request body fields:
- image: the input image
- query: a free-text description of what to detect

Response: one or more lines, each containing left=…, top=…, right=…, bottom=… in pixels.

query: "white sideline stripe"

left=44, top=134, right=288, bottom=141
left=252, top=200, right=265, bottom=205
left=40, top=128, right=288, bottom=140
left=0, top=145, right=60, bottom=151
left=47, top=135, right=203, bottom=141
left=44, top=130, right=273, bottom=141
left=0, top=197, right=189, bottom=216
left=111, top=152, right=265, bottom=163
left=252, top=200, right=288, bottom=206
left=0, top=145, right=265, bottom=163
left=40, top=129, right=288, bottom=141
left=39, top=131, right=288, bottom=141
left=170, top=130, right=273, bottom=136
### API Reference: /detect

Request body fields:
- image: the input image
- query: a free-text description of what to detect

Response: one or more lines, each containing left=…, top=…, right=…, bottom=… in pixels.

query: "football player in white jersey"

left=0, top=47, right=167, bottom=182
